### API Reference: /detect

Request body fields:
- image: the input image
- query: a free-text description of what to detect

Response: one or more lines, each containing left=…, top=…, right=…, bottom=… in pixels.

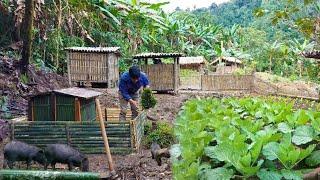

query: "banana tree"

left=266, top=40, right=282, bottom=73
left=290, top=39, right=315, bottom=76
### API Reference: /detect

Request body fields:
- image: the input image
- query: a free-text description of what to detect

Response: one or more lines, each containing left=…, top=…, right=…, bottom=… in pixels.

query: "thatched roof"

left=133, top=52, right=183, bottom=59
left=303, top=50, right=320, bottom=60
left=179, top=56, right=206, bottom=65
left=211, top=57, right=242, bottom=65
left=65, top=47, right=120, bottom=53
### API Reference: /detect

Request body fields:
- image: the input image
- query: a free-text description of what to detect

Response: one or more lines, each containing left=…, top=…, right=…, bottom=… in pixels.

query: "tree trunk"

left=21, top=0, right=35, bottom=74
left=269, top=55, right=272, bottom=73
left=54, top=0, right=62, bottom=70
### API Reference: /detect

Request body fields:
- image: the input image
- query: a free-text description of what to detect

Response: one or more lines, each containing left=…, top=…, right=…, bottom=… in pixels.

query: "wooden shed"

left=211, top=57, right=242, bottom=74
left=28, top=87, right=102, bottom=121
left=179, top=56, right=206, bottom=71
left=66, top=47, right=120, bottom=87
left=133, top=52, right=183, bottom=94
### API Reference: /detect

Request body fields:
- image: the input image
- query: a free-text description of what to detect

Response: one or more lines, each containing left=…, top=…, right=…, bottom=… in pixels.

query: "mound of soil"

left=254, top=72, right=319, bottom=98
left=0, top=55, right=69, bottom=119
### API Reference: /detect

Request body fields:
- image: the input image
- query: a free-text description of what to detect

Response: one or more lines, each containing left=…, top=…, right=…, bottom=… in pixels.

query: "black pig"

left=3, top=140, right=46, bottom=169
left=44, top=144, right=89, bottom=171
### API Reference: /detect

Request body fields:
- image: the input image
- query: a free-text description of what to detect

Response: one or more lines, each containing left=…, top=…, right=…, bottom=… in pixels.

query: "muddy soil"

left=0, top=56, right=69, bottom=119
left=0, top=139, right=171, bottom=180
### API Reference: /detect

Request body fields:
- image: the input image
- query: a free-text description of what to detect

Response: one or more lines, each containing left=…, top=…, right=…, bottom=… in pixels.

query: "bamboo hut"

left=133, top=52, right=183, bottom=94
left=66, top=47, right=120, bottom=87
left=179, top=56, right=206, bottom=71
left=211, top=57, right=242, bottom=74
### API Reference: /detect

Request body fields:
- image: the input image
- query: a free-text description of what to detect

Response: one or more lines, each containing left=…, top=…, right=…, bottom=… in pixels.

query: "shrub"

left=141, top=88, right=157, bottom=109
left=144, top=121, right=175, bottom=148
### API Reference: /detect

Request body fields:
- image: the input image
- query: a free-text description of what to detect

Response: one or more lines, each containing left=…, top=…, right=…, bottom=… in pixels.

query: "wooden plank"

left=51, top=94, right=56, bottom=121
left=11, top=116, right=28, bottom=122
left=75, top=98, right=81, bottom=122
left=31, top=100, right=34, bottom=121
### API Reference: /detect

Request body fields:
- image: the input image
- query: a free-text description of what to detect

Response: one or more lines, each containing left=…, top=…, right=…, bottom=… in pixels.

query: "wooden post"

left=67, top=52, right=71, bottom=86
left=144, top=58, right=148, bottom=65
left=10, top=123, right=14, bottom=141
left=75, top=98, right=81, bottom=121
left=95, top=98, right=115, bottom=172
left=105, top=108, right=108, bottom=121
left=51, top=93, right=56, bottom=121
left=173, top=57, right=179, bottom=94
left=29, top=100, right=34, bottom=121
left=65, top=124, right=71, bottom=145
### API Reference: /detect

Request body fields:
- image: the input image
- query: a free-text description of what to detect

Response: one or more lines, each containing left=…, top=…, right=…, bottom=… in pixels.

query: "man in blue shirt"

left=119, top=66, right=149, bottom=121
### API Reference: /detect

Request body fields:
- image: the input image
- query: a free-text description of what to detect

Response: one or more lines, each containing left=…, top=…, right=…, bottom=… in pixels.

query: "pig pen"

left=10, top=109, right=146, bottom=154
left=0, top=109, right=147, bottom=178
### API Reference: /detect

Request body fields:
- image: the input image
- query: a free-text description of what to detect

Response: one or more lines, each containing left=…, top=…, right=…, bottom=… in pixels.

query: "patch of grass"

left=0, top=96, right=12, bottom=119
left=143, top=121, right=175, bottom=148
left=20, top=73, right=29, bottom=84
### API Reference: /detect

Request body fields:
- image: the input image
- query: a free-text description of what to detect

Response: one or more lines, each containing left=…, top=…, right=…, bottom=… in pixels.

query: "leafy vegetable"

left=305, top=150, right=320, bottom=167
left=199, top=167, right=234, bottom=180
left=172, top=98, right=320, bottom=179
left=292, top=125, right=315, bottom=145
left=257, top=169, right=282, bottom=180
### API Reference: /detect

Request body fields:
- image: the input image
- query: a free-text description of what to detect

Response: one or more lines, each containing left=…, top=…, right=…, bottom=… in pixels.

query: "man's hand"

left=129, top=99, right=138, bottom=107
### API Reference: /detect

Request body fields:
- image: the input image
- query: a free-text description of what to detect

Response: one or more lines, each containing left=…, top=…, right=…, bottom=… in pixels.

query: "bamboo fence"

left=11, top=111, right=146, bottom=155
left=201, top=74, right=253, bottom=91
left=141, top=64, right=175, bottom=91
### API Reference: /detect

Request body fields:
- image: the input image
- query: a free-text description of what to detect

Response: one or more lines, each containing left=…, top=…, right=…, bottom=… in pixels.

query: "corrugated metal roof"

left=133, top=52, right=183, bottom=59
left=54, top=87, right=102, bottom=99
left=211, top=57, right=242, bottom=65
left=65, top=47, right=120, bottom=53
left=179, top=56, right=206, bottom=64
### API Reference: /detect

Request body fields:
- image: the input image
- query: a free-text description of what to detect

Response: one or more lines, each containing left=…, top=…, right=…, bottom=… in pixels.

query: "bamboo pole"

left=95, top=98, right=115, bottom=173
left=0, top=170, right=101, bottom=179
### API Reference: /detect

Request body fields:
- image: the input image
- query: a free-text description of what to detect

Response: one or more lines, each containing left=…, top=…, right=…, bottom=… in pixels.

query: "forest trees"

left=21, top=0, right=35, bottom=73
left=0, top=0, right=318, bottom=81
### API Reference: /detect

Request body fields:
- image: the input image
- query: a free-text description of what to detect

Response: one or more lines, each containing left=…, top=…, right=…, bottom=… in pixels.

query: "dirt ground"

left=96, top=88, right=193, bottom=122
left=0, top=141, right=171, bottom=180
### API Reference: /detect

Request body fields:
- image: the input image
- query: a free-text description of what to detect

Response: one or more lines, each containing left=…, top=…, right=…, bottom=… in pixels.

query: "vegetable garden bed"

left=172, top=98, right=320, bottom=179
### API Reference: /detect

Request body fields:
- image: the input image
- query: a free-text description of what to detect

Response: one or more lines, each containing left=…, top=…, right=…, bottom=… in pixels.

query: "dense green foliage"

left=0, top=0, right=319, bottom=80
left=144, top=121, right=175, bottom=148
left=141, top=88, right=157, bottom=109
left=172, top=98, right=320, bottom=179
